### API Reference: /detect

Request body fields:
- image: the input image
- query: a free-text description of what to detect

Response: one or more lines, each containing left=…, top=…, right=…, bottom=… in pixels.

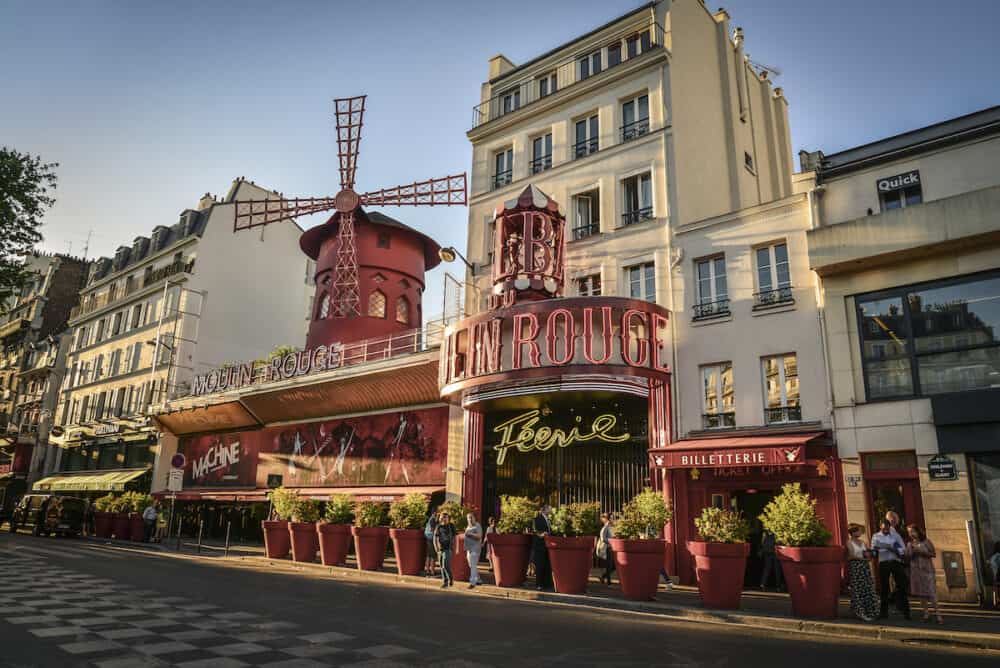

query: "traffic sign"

left=167, top=468, right=184, bottom=492
left=170, top=453, right=186, bottom=469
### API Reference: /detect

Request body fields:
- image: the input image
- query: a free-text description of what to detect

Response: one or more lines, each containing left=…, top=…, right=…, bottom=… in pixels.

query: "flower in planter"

left=758, top=483, right=831, bottom=547
left=436, top=500, right=473, bottom=532
left=496, top=496, right=536, bottom=534
left=389, top=493, right=429, bottom=530
left=693, top=507, right=750, bottom=544
left=353, top=500, right=390, bottom=528
left=324, top=494, right=354, bottom=525
left=268, top=487, right=301, bottom=522
left=294, top=498, right=321, bottom=523
left=93, top=493, right=116, bottom=513
left=550, top=502, right=602, bottom=537
left=616, top=488, right=672, bottom=540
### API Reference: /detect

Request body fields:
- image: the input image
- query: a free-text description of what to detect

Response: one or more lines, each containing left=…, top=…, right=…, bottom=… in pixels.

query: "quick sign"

left=491, top=409, right=630, bottom=465
left=651, top=446, right=804, bottom=469
left=928, top=455, right=958, bottom=481
left=876, top=170, right=920, bottom=193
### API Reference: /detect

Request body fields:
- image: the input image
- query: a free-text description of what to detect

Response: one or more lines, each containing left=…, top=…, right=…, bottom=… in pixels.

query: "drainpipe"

left=666, top=237, right=683, bottom=443
left=807, top=184, right=838, bottom=438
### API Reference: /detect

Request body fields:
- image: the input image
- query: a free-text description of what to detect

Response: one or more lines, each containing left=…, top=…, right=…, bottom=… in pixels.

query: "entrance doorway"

left=867, top=479, right=924, bottom=534
left=733, top=490, right=777, bottom=588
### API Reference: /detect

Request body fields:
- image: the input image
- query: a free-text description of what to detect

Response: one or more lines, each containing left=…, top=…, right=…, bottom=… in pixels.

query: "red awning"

left=155, top=485, right=444, bottom=503
left=649, top=432, right=829, bottom=469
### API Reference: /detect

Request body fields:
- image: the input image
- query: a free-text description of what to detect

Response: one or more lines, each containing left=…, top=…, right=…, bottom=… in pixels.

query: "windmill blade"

left=359, top=173, right=467, bottom=207
left=335, top=95, right=366, bottom=191
left=233, top=197, right=338, bottom=232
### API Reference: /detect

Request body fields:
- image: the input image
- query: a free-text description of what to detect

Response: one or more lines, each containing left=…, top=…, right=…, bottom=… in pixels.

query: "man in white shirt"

left=142, top=503, right=158, bottom=543
left=872, top=519, right=911, bottom=620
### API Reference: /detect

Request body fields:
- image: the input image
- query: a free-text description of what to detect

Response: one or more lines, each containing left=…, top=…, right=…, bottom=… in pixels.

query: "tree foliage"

left=0, top=148, right=57, bottom=311
left=615, top=488, right=672, bottom=540
left=693, top=506, right=751, bottom=544
left=758, top=483, right=832, bottom=547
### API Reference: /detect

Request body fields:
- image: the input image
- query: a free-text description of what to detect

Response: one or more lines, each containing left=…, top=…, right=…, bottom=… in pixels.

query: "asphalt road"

left=0, top=531, right=996, bottom=668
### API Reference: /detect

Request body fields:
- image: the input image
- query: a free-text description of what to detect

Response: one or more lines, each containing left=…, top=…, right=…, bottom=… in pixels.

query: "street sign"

left=170, top=453, right=186, bottom=469
left=167, top=468, right=184, bottom=492
left=928, top=455, right=958, bottom=481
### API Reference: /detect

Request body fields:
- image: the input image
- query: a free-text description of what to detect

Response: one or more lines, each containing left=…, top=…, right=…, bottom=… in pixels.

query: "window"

left=754, top=242, right=793, bottom=307
left=486, top=219, right=496, bottom=267
left=578, top=50, right=601, bottom=80
left=317, top=292, right=331, bottom=320
left=621, top=173, right=653, bottom=226
left=857, top=272, right=1000, bottom=399
left=95, top=319, right=106, bottom=343
left=493, top=148, right=513, bottom=189
left=626, top=30, right=651, bottom=58
left=572, top=190, right=600, bottom=240
left=94, top=354, right=105, bottom=380
left=694, top=257, right=729, bottom=319
left=878, top=172, right=922, bottom=211
left=112, top=312, right=123, bottom=336
left=130, top=304, right=142, bottom=329
left=157, top=334, right=173, bottom=365
left=75, top=326, right=88, bottom=350
left=626, top=262, right=655, bottom=302
left=621, top=94, right=649, bottom=141
left=702, top=362, right=735, bottom=428
left=396, top=296, right=410, bottom=325
left=368, top=290, right=387, bottom=318
left=573, top=115, right=599, bottom=158
left=537, top=72, right=557, bottom=98
left=607, top=42, right=622, bottom=67
left=744, top=152, right=755, bottom=172
left=576, top=273, right=602, bottom=297
left=130, top=342, right=142, bottom=373
left=761, top=354, right=800, bottom=423
left=499, top=87, right=520, bottom=115
left=531, top=133, right=553, bottom=174
left=109, top=349, right=120, bottom=377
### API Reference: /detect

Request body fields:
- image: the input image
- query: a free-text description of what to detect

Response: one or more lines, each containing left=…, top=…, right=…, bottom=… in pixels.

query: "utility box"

left=942, top=550, right=967, bottom=588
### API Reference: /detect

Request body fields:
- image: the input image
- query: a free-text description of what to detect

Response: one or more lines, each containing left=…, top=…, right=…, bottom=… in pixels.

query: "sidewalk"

left=88, top=534, right=1000, bottom=651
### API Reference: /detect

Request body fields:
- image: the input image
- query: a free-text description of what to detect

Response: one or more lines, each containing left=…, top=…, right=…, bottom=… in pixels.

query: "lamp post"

left=438, top=246, right=475, bottom=272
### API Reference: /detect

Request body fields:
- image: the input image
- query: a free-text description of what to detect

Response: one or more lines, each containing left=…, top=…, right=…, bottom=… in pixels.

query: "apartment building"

left=805, top=105, right=1000, bottom=602
left=39, top=179, right=314, bottom=497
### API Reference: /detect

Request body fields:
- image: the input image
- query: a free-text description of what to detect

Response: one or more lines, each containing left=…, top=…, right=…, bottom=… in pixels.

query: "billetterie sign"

left=192, top=343, right=342, bottom=397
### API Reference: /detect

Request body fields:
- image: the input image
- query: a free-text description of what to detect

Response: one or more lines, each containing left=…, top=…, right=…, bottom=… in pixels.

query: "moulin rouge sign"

left=191, top=344, right=343, bottom=397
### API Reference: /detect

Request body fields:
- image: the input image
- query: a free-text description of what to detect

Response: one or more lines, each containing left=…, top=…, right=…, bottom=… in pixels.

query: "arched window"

left=317, top=292, right=331, bottom=320
left=368, top=290, right=387, bottom=318
left=395, top=296, right=410, bottom=325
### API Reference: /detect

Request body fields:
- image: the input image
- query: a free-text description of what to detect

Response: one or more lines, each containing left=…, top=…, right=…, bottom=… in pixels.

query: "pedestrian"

left=532, top=503, right=553, bottom=591
left=464, top=512, right=483, bottom=588
left=142, top=501, right=158, bottom=543
left=906, top=524, right=942, bottom=624
left=989, top=542, right=1000, bottom=609
left=424, top=509, right=439, bottom=577
left=872, top=518, right=911, bottom=620
left=597, top=512, right=615, bottom=585
left=433, top=511, right=456, bottom=588
left=759, top=528, right=783, bottom=591
left=84, top=500, right=95, bottom=537
left=846, top=524, right=878, bottom=621
left=484, top=516, right=497, bottom=572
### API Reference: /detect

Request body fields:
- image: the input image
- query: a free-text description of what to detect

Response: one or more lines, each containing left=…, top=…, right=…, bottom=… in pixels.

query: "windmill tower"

left=232, top=95, right=466, bottom=349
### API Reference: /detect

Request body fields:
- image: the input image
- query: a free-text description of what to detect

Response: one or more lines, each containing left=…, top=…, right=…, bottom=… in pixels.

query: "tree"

left=0, top=148, right=57, bottom=313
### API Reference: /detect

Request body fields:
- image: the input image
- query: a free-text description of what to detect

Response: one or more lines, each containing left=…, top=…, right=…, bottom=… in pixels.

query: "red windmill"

left=232, top=95, right=467, bottom=349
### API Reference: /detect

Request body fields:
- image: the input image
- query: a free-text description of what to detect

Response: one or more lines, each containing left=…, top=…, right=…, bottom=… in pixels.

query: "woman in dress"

left=906, top=524, right=942, bottom=624
left=597, top=513, right=615, bottom=585
left=846, top=524, right=878, bottom=621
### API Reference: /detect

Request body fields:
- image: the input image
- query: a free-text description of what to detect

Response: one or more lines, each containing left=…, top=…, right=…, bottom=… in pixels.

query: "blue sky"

left=2, top=0, right=996, bottom=321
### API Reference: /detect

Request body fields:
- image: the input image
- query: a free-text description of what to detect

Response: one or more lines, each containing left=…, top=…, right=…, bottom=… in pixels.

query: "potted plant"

left=611, top=487, right=671, bottom=601
left=288, top=497, right=321, bottom=563
left=389, top=493, right=429, bottom=576
left=128, top=493, right=153, bottom=542
left=437, top=500, right=473, bottom=582
left=93, top=494, right=116, bottom=538
left=111, top=493, right=132, bottom=541
left=546, top=502, right=600, bottom=595
left=759, top=483, right=842, bottom=619
left=262, top=487, right=296, bottom=559
left=317, top=494, right=353, bottom=566
left=688, top=506, right=751, bottom=609
left=492, top=496, right=536, bottom=587
left=352, top=500, right=390, bottom=571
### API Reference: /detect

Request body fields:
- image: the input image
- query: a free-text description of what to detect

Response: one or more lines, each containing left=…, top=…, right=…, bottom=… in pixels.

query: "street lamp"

left=438, top=246, right=475, bottom=272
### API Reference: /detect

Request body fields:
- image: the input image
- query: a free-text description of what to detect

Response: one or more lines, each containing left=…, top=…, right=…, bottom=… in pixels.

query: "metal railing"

left=693, top=298, right=730, bottom=320
left=70, top=259, right=195, bottom=320
left=530, top=155, right=552, bottom=174
left=764, top=405, right=802, bottom=424
left=753, top=286, right=794, bottom=309
left=702, top=412, right=736, bottom=429
left=621, top=206, right=654, bottom=227
left=471, top=20, right=665, bottom=129
left=573, top=223, right=600, bottom=240
left=621, top=118, right=650, bottom=142
left=572, top=138, right=599, bottom=159
left=492, top=170, right=513, bottom=190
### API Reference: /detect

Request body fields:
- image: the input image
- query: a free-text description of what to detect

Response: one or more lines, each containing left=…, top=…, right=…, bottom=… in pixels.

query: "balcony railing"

left=492, top=170, right=513, bottom=190
left=702, top=412, right=736, bottom=429
left=70, top=259, right=195, bottom=320
left=530, top=155, right=552, bottom=174
left=765, top=405, right=802, bottom=424
left=471, top=20, right=665, bottom=129
left=573, top=223, right=600, bottom=240
left=753, top=285, right=794, bottom=309
left=144, top=259, right=195, bottom=288
left=572, top=138, right=599, bottom=159
left=621, top=118, right=650, bottom=142
left=621, top=206, right=654, bottom=227
left=693, top=298, right=730, bottom=320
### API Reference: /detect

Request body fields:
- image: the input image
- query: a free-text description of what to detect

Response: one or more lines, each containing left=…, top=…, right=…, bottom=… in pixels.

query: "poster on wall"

left=179, top=433, right=257, bottom=487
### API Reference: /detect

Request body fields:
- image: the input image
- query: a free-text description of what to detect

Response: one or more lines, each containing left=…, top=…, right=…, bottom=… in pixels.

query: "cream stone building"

left=805, top=105, right=1000, bottom=602
left=40, top=179, right=314, bottom=497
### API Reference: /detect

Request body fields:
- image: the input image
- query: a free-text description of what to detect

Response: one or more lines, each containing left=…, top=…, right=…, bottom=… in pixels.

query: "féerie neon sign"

left=491, top=409, right=630, bottom=465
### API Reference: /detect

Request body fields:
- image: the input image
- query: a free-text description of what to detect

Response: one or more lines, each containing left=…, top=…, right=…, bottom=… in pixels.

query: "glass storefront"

left=970, top=453, right=1000, bottom=585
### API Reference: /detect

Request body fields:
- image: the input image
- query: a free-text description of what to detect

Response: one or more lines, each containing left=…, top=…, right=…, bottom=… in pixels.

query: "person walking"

left=464, top=512, right=484, bottom=588
left=532, top=504, right=553, bottom=591
left=423, top=510, right=439, bottom=577
left=484, top=516, right=497, bottom=572
left=142, top=502, right=158, bottom=543
left=433, top=511, right=456, bottom=588
left=759, top=528, right=784, bottom=591
left=846, top=524, right=878, bottom=621
left=597, top=512, right=615, bottom=585
left=872, top=519, right=911, bottom=620
left=906, top=524, right=942, bottom=624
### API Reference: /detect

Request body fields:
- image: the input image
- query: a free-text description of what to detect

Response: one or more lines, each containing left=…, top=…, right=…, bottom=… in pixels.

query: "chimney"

left=488, top=54, right=516, bottom=80
left=197, top=193, right=215, bottom=210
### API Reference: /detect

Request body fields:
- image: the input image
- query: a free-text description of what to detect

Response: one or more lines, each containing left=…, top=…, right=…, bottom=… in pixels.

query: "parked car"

left=9, top=494, right=86, bottom=537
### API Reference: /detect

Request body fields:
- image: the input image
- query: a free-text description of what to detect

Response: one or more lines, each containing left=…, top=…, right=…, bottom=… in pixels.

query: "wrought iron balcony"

left=530, top=155, right=552, bottom=174
left=621, top=206, right=654, bottom=227
left=492, top=170, right=513, bottom=190
left=753, top=285, right=794, bottom=309
left=702, top=412, right=736, bottom=429
left=621, top=118, right=650, bottom=142
left=693, top=298, right=730, bottom=320
left=70, top=259, right=195, bottom=320
left=572, top=138, right=599, bottom=159
left=764, top=405, right=802, bottom=424
left=573, top=223, right=600, bottom=240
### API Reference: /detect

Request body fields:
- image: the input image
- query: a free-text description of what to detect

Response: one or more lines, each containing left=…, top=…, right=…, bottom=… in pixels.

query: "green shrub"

left=436, top=500, right=474, bottom=532
left=758, top=483, right=832, bottom=547
left=550, top=502, right=602, bottom=537
left=693, top=506, right=750, bottom=544
left=128, top=492, right=154, bottom=513
left=93, top=494, right=117, bottom=512
left=353, top=500, right=389, bottom=528
left=389, top=493, right=429, bottom=530
left=496, top=495, right=536, bottom=534
left=269, top=487, right=300, bottom=521
left=615, top=488, right=672, bottom=540
left=324, top=494, right=354, bottom=524
left=294, top=498, right=321, bottom=523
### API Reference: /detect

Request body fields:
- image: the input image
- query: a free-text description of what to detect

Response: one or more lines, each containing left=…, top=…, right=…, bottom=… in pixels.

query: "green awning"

left=33, top=469, right=149, bottom=492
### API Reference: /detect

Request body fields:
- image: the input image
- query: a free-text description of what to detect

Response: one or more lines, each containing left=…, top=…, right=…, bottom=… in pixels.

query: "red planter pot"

left=262, top=520, right=290, bottom=559
left=777, top=545, right=844, bottom=619
left=288, top=522, right=319, bottom=563
left=610, top=538, right=665, bottom=601
left=687, top=541, right=750, bottom=610
left=112, top=513, right=131, bottom=541
left=490, top=533, right=531, bottom=587
left=450, top=531, right=470, bottom=582
left=390, top=528, right=426, bottom=576
left=129, top=514, right=145, bottom=542
left=546, top=536, right=596, bottom=595
left=317, top=523, right=351, bottom=566
left=352, top=526, right=390, bottom=571
left=94, top=512, right=113, bottom=538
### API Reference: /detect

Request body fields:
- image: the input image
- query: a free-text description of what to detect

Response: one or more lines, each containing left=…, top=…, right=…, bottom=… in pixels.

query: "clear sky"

left=2, top=0, right=996, bottom=322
